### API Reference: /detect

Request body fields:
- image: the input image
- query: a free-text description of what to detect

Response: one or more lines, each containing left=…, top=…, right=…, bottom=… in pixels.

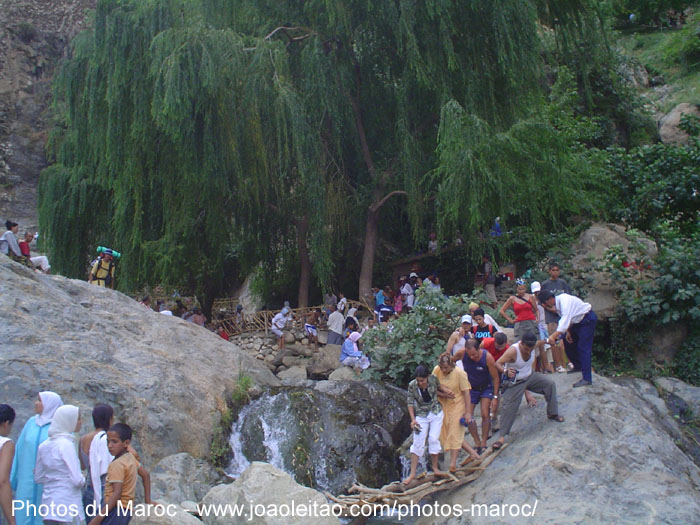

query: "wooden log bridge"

left=324, top=444, right=506, bottom=518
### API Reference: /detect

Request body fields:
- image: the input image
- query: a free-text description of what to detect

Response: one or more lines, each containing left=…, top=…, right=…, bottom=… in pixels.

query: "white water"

left=227, top=391, right=298, bottom=478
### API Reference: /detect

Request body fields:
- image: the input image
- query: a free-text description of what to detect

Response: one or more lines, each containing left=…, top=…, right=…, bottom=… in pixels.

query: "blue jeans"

left=564, top=310, right=597, bottom=382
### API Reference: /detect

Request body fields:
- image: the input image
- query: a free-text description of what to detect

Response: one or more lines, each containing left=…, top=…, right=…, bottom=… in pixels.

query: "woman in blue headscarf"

left=10, top=391, right=63, bottom=525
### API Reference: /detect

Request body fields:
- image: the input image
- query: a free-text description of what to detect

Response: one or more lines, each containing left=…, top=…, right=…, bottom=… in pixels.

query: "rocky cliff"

left=0, top=0, right=95, bottom=229
left=0, top=257, right=280, bottom=465
left=419, top=374, right=700, bottom=524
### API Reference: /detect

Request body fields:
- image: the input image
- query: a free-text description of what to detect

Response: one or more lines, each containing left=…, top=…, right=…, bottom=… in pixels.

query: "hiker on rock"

left=432, top=354, right=480, bottom=472
left=89, top=249, right=116, bottom=289
left=538, top=290, right=598, bottom=388
left=453, top=339, right=500, bottom=455
left=271, top=307, right=291, bottom=350
left=403, top=365, right=446, bottom=484
left=492, top=333, right=564, bottom=451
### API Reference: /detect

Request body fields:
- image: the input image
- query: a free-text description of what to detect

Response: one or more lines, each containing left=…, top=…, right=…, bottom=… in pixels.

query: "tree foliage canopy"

left=40, top=0, right=613, bottom=301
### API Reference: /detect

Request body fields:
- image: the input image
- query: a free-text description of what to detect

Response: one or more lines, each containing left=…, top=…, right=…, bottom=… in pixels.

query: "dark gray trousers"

left=498, top=372, right=558, bottom=437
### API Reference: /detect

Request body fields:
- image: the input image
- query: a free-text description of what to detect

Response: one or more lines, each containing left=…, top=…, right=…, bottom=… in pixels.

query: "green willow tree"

left=41, top=0, right=345, bottom=306
left=41, top=0, right=609, bottom=303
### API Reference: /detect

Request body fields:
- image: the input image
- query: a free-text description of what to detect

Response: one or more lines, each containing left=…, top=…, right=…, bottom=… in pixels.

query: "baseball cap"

left=409, top=272, right=418, bottom=278
left=460, top=314, right=472, bottom=324
left=531, top=281, right=541, bottom=293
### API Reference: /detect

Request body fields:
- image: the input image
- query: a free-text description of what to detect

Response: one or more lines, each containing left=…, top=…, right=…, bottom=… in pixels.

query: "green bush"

left=362, top=286, right=500, bottom=387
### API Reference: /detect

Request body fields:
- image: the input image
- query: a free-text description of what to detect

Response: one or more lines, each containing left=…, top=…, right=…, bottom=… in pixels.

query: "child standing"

left=34, top=405, right=85, bottom=525
left=89, top=424, right=151, bottom=525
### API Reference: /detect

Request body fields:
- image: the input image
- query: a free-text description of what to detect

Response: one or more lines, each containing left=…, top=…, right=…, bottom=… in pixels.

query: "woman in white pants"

left=402, top=365, right=446, bottom=484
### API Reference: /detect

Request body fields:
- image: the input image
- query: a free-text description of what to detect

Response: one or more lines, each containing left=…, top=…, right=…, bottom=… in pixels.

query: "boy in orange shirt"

left=89, top=423, right=152, bottom=525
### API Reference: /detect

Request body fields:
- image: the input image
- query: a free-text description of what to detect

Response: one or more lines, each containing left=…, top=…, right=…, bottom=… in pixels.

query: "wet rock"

left=228, top=383, right=410, bottom=494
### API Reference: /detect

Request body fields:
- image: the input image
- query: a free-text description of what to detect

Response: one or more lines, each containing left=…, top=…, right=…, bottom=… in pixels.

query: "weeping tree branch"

left=370, top=190, right=408, bottom=212
left=265, top=26, right=317, bottom=42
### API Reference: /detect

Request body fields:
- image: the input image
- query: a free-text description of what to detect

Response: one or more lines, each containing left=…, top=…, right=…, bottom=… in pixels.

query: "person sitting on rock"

left=403, top=365, right=446, bottom=484
left=304, top=310, right=320, bottom=350
left=492, top=332, right=564, bottom=451
left=18, top=232, right=50, bottom=273
left=271, top=307, right=291, bottom=350
left=339, top=332, right=370, bottom=371
left=0, top=220, right=32, bottom=267
left=452, top=339, right=500, bottom=455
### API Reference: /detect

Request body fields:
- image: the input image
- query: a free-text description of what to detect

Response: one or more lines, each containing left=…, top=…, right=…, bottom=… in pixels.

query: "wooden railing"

left=212, top=298, right=371, bottom=336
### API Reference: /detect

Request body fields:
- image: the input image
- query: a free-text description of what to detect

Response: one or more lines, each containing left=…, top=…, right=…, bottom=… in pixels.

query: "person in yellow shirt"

left=89, top=250, right=116, bottom=289
left=432, top=354, right=479, bottom=472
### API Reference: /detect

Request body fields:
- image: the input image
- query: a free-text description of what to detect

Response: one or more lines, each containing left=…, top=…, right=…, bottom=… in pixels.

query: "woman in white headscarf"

left=35, top=405, right=85, bottom=524
left=11, top=391, right=63, bottom=525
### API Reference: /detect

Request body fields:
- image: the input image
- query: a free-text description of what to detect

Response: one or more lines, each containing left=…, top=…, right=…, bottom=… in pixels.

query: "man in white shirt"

left=538, top=290, right=597, bottom=388
left=400, top=276, right=414, bottom=311
left=327, top=304, right=345, bottom=345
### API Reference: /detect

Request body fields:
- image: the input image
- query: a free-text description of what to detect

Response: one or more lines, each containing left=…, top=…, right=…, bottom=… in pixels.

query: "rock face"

left=419, top=373, right=700, bottom=524
left=656, top=377, right=700, bottom=419
left=306, top=344, right=341, bottom=379
left=228, top=382, right=410, bottom=494
left=659, top=103, right=700, bottom=144
left=150, top=453, right=227, bottom=505
left=0, top=258, right=280, bottom=465
left=201, top=462, right=340, bottom=525
left=131, top=506, right=202, bottom=525
left=0, top=0, right=96, bottom=230
left=569, top=223, right=656, bottom=319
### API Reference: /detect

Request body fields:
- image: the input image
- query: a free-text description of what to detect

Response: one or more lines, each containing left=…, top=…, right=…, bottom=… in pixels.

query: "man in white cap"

left=446, top=314, right=473, bottom=370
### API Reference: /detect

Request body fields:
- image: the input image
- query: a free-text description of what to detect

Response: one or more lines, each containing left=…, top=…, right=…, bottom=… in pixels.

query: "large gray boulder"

left=569, top=223, right=656, bottom=319
left=306, top=344, right=341, bottom=379
left=201, top=462, right=340, bottom=525
left=420, top=374, right=700, bottom=524
left=659, top=103, right=700, bottom=144
left=150, top=453, right=227, bottom=505
left=0, top=258, right=280, bottom=464
left=656, top=377, right=700, bottom=419
left=131, top=506, right=202, bottom=525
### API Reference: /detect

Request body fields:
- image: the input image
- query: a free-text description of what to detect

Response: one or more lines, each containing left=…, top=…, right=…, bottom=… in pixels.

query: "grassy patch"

left=210, top=372, right=255, bottom=468
left=618, top=11, right=700, bottom=113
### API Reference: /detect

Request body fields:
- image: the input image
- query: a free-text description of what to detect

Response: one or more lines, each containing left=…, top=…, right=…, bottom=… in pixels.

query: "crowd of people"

left=0, top=394, right=153, bottom=525
left=403, top=262, right=596, bottom=482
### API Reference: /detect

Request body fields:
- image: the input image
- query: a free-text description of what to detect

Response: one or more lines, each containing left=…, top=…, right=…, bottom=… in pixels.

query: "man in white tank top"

left=491, top=332, right=564, bottom=450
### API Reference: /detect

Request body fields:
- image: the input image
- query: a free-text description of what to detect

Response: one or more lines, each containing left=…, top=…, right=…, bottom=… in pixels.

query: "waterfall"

left=225, top=385, right=410, bottom=494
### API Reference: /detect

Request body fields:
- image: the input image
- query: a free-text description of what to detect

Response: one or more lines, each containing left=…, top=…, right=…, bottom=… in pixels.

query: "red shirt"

left=481, top=337, right=506, bottom=361
left=218, top=329, right=229, bottom=341
left=18, top=241, right=30, bottom=257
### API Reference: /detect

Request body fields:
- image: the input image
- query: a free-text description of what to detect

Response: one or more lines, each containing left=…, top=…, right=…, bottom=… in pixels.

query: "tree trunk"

left=296, top=216, right=311, bottom=307
left=358, top=206, right=380, bottom=303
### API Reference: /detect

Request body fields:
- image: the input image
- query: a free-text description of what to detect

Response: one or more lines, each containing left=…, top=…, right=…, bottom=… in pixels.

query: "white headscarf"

left=48, top=405, right=79, bottom=441
left=35, top=391, right=63, bottom=426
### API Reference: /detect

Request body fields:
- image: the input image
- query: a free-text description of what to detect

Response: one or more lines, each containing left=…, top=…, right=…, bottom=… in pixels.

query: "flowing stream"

left=226, top=384, right=410, bottom=494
